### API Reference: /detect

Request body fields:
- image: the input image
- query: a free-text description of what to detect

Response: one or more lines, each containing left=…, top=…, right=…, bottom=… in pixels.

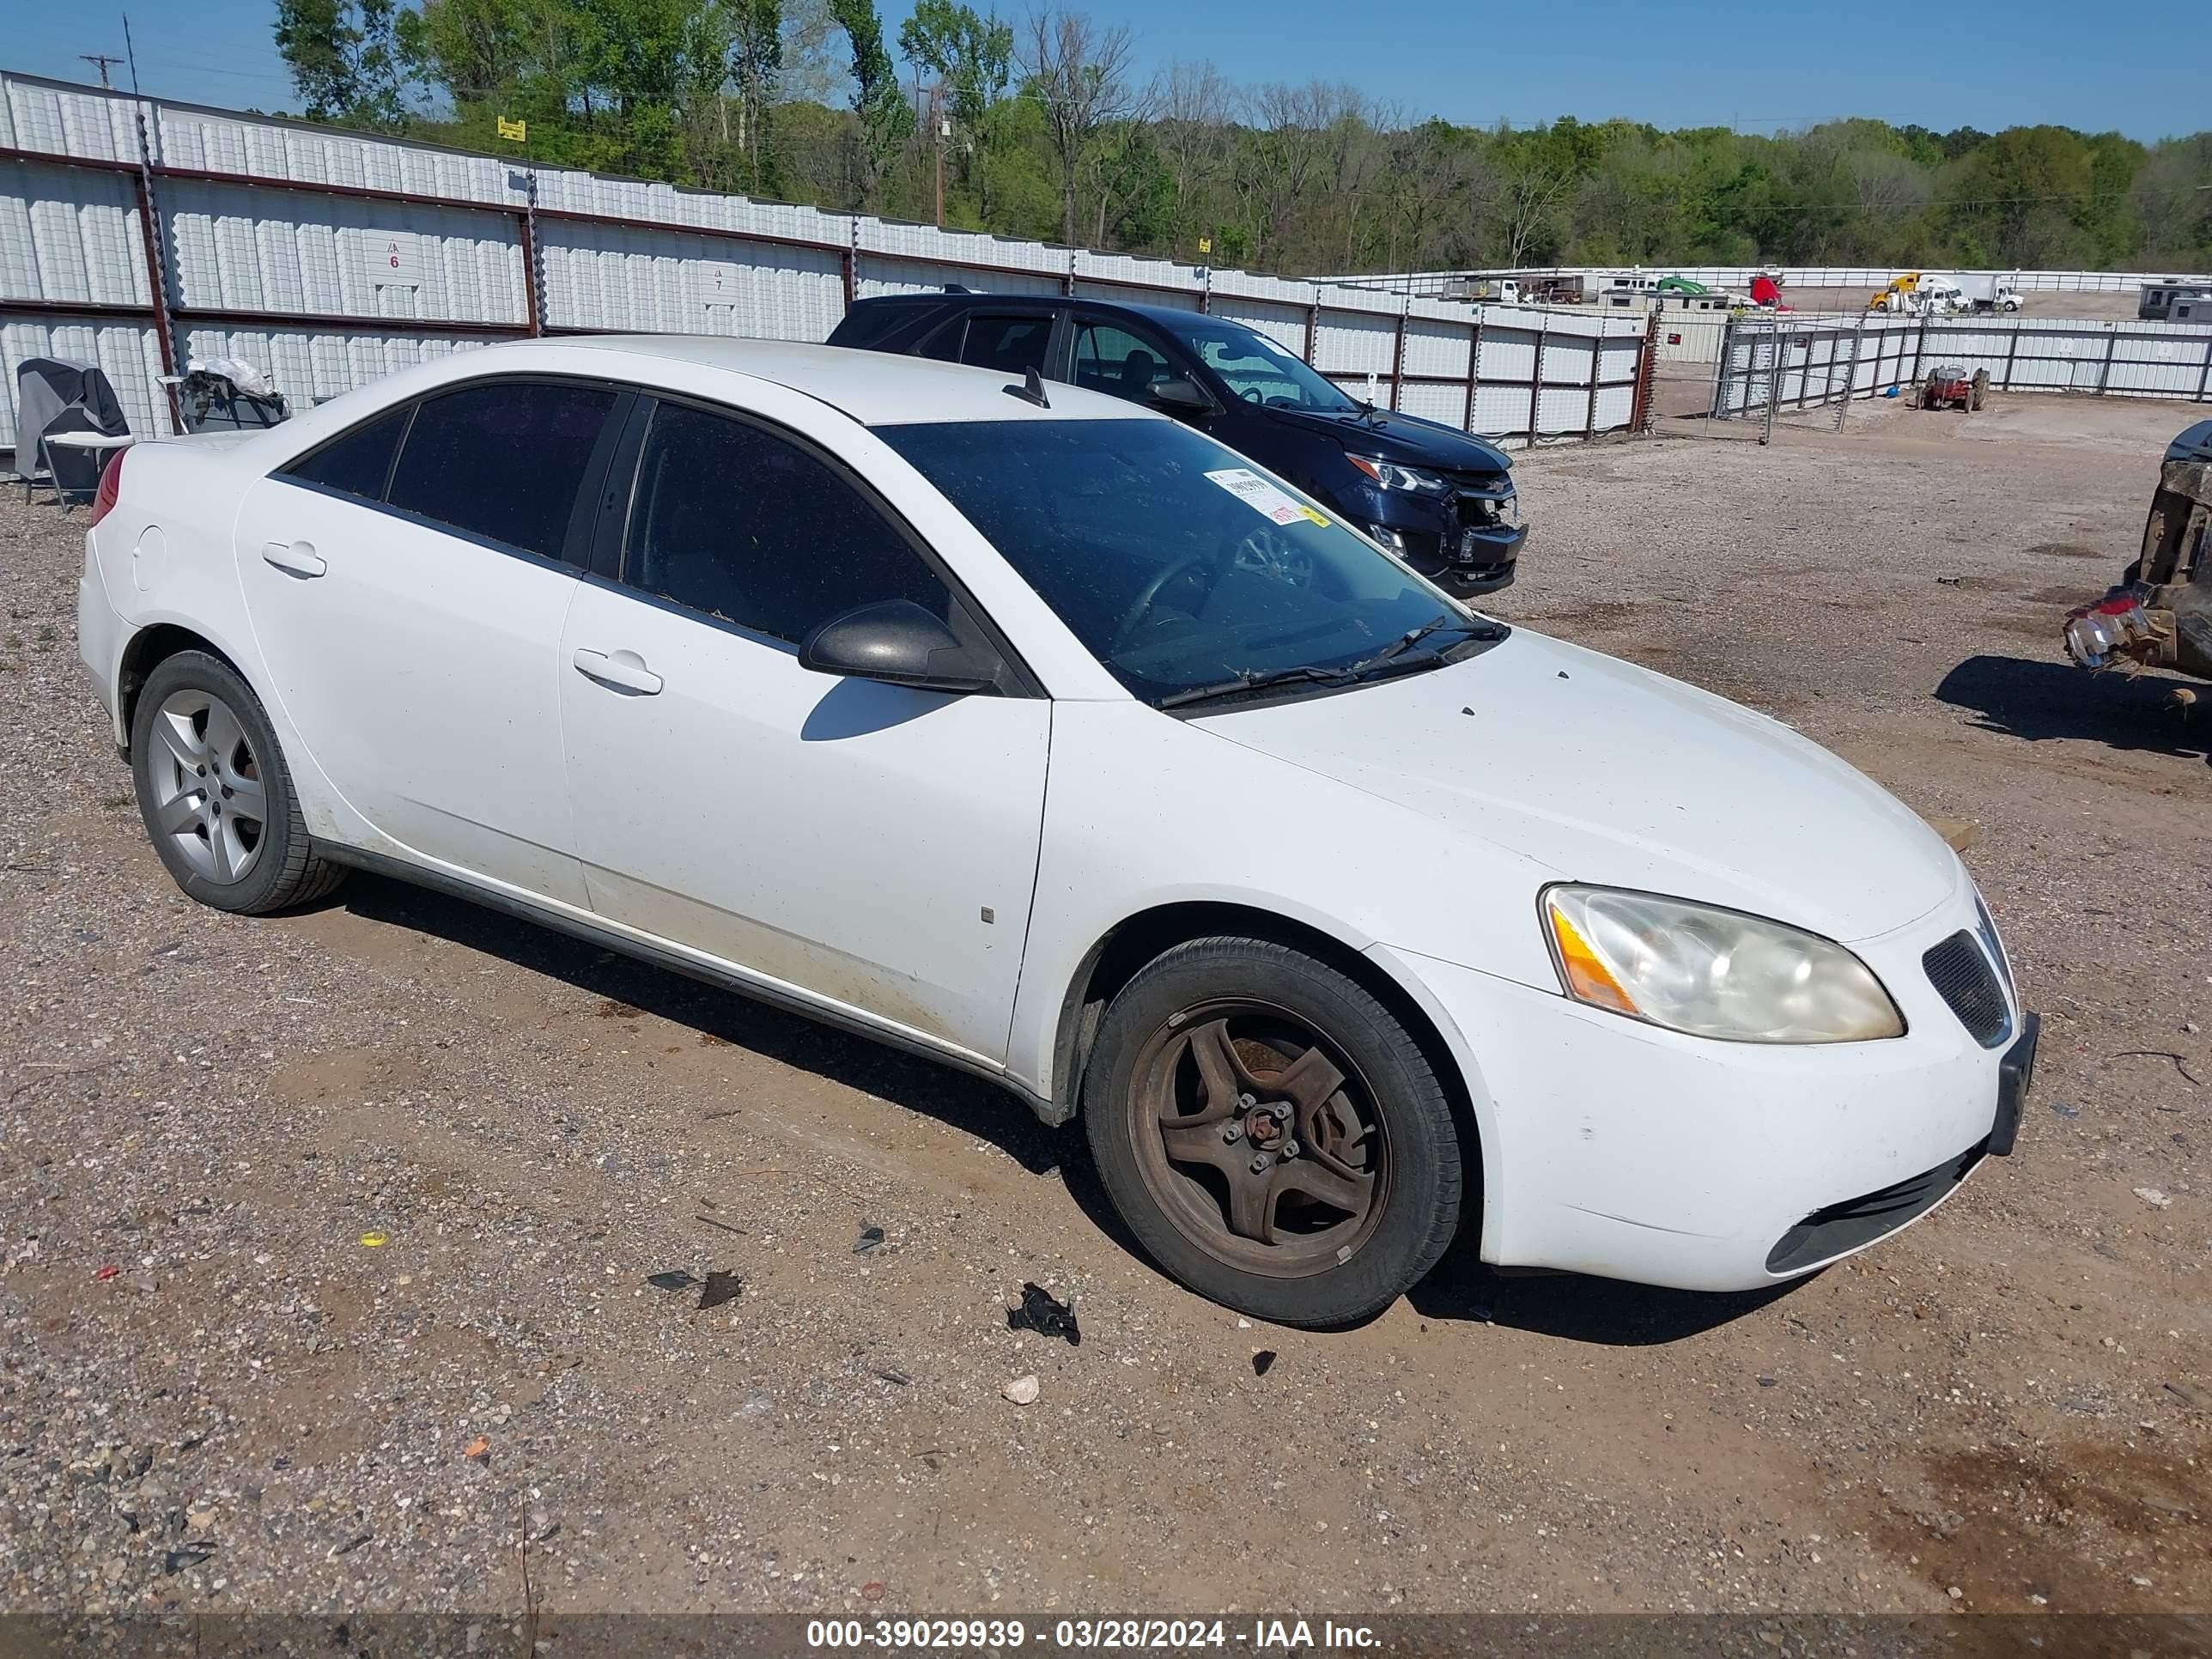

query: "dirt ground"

left=0, top=391, right=2206, bottom=1630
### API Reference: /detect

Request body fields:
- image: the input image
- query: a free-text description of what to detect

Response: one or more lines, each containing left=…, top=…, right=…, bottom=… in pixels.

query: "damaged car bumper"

left=2063, top=421, right=2212, bottom=681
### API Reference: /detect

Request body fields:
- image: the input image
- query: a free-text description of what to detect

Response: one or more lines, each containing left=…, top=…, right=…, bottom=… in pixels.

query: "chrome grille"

left=1923, top=931, right=2010, bottom=1048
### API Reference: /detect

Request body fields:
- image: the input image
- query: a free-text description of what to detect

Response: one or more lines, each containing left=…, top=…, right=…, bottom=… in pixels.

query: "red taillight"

left=88, top=447, right=127, bottom=528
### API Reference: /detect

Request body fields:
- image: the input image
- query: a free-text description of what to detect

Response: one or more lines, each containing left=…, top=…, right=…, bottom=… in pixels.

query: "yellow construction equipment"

left=1868, top=273, right=1923, bottom=313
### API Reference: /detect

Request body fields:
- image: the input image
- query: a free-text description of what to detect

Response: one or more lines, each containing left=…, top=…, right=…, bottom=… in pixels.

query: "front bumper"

left=1375, top=887, right=2030, bottom=1292
left=1348, top=484, right=1526, bottom=593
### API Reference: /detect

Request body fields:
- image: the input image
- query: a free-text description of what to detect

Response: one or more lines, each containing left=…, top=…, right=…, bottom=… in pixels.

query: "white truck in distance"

left=1947, top=273, right=2026, bottom=313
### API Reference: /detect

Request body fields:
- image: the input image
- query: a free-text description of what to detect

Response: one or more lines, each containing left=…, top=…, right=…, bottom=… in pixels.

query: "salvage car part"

left=2062, top=420, right=2212, bottom=681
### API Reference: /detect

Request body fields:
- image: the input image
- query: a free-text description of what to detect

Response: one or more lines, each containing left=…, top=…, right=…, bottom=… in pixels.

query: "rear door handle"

left=572, top=647, right=663, bottom=696
left=261, top=539, right=326, bottom=579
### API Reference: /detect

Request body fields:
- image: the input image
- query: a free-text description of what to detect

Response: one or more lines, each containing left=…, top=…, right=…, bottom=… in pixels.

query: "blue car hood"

left=1263, top=404, right=1513, bottom=475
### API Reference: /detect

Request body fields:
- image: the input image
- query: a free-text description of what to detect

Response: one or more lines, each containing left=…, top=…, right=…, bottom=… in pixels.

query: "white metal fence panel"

left=1713, top=314, right=2212, bottom=420
left=0, top=71, right=1653, bottom=459
left=0, top=157, right=145, bottom=307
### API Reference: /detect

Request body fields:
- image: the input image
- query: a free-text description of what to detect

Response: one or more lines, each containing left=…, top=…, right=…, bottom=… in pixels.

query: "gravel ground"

left=1, top=393, right=2205, bottom=1626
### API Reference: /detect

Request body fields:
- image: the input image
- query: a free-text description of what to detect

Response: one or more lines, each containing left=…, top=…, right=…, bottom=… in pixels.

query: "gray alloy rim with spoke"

left=1129, top=998, right=1388, bottom=1279
left=147, top=689, right=268, bottom=884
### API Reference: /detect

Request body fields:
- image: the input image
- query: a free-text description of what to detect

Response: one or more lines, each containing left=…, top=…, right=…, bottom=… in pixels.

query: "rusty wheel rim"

left=1128, top=999, right=1386, bottom=1278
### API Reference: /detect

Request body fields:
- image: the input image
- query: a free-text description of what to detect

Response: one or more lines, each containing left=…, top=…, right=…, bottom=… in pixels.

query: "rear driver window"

left=386, top=380, right=617, bottom=561
left=959, top=314, right=1053, bottom=374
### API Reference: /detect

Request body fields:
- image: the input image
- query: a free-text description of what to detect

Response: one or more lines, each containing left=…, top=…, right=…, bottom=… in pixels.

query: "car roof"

left=526, top=334, right=1150, bottom=427
left=848, top=290, right=1225, bottom=332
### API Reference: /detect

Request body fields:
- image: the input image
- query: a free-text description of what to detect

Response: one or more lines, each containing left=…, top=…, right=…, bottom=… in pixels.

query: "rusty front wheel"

left=1083, top=937, right=1463, bottom=1326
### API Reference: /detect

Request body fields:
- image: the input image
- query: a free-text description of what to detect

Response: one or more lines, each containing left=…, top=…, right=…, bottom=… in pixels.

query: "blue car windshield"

left=1147, top=313, right=1364, bottom=414
left=878, top=418, right=1498, bottom=708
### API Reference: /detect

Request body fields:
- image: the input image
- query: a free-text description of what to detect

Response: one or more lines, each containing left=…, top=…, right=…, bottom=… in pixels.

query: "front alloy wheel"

left=1085, top=937, right=1464, bottom=1327
left=1130, top=1003, right=1385, bottom=1275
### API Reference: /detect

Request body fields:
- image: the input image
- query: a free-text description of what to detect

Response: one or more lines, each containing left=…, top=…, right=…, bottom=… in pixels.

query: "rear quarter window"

left=278, top=405, right=412, bottom=501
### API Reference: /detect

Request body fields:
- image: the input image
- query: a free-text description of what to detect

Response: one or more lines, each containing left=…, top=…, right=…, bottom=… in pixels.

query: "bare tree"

left=1152, top=59, right=1233, bottom=247
left=1018, top=7, right=1141, bottom=246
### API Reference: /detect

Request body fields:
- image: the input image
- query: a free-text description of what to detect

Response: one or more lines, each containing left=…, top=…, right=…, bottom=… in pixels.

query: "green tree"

left=827, top=0, right=911, bottom=208
left=728, top=0, right=785, bottom=192
left=276, top=0, right=413, bottom=127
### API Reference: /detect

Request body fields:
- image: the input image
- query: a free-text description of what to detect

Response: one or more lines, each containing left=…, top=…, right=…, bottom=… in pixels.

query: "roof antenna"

left=1003, top=366, right=1050, bottom=410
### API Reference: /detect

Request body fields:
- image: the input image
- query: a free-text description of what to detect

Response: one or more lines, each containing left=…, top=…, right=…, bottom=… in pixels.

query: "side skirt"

left=313, top=843, right=1060, bottom=1122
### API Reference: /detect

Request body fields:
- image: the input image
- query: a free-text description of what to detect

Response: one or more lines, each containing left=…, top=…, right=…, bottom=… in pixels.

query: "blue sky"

left=5, top=0, right=2200, bottom=143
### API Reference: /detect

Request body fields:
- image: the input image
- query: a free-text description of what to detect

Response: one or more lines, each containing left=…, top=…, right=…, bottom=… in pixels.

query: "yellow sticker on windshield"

left=1298, top=505, right=1330, bottom=526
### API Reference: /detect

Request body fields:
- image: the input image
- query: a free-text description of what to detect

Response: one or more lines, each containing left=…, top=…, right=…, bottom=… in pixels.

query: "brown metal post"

left=515, top=177, right=544, bottom=337
left=2097, top=326, right=2118, bottom=395
left=1304, top=301, right=1319, bottom=364
left=1463, top=319, right=1482, bottom=432
left=1389, top=305, right=1407, bottom=411
left=2002, top=321, right=2020, bottom=391
left=1527, top=317, right=1547, bottom=446
left=127, top=122, right=182, bottom=434
left=2197, top=335, right=2212, bottom=403
left=1583, top=331, right=1600, bottom=440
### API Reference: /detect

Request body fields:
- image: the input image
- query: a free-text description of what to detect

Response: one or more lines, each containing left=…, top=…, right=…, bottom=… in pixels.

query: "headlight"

left=1348, top=455, right=1450, bottom=495
left=1542, top=885, right=1905, bottom=1043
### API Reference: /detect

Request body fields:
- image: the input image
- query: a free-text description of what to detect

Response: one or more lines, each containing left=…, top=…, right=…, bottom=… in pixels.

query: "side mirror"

left=799, top=600, right=1000, bottom=694
left=1150, top=376, right=1213, bottom=416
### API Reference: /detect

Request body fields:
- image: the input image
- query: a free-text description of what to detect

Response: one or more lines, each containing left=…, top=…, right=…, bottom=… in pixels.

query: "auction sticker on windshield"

left=1206, top=467, right=1309, bottom=526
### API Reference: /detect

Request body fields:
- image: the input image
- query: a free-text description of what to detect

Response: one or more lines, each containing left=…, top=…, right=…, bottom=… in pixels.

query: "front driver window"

left=623, top=403, right=951, bottom=647
left=1072, top=322, right=1170, bottom=405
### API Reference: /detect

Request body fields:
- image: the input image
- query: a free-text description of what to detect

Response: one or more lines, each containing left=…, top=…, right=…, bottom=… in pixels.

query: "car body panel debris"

left=697, top=1270, right=744, bottom=1310
left=1006, top=1282, right=1080, bottom=1346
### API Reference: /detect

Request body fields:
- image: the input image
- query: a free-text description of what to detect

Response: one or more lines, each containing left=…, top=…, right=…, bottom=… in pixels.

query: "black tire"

left=1082, top=937, right=1463, bottom=1327
left=130, top=650, right=347, bottom=915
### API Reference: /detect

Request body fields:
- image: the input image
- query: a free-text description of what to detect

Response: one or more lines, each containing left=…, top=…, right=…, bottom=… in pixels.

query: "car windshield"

left=879, top=418, right=1502, bottom=709
left=1148, top=314, right=1364, bottom=414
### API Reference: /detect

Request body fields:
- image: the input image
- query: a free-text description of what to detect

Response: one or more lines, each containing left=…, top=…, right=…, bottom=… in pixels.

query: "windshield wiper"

left=1350, top=614, right=1501, bottom=673
left=1157, top=617, right=1504, bottom=713
left=1155, top=664, right=1359, bottom=711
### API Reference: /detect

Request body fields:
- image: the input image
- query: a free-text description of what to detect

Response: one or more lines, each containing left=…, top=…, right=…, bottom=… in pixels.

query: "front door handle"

left=261, top=539, right=326, bottom=578
left=572, top=647, right=663, bottom=696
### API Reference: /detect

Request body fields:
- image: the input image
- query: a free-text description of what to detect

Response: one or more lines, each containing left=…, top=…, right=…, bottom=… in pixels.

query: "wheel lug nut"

left=1249, top=1154, right=1270, bottom=1175
left=1220, top=1122, right=1242, bottom=1144
left=1280, top=1139, right=1300, bottom=1159
left=1237, top=1093, right=1256, bottom=1110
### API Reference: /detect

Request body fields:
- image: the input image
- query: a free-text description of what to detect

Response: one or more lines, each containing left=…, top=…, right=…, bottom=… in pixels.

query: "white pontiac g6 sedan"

left=77, top=338, right=2036, bottom=1326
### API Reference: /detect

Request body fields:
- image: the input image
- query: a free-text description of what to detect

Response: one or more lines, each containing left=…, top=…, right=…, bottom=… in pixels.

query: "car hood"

left=1196, top=629, right=1960, bottom=945
left=1264, top=405, right=1512, bottom=475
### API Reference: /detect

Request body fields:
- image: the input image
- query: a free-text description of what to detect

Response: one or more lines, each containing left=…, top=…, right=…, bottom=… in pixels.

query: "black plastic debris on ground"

left=1006, top=1281, right=1080, bottom=1346
left=162, top=1544, right=217, bottom=1574
left=854, top=1224, right=886, bottom=1255
left=645, top=1270, right=699, bottom=1292
left=697, top=1270, right=744, bottom=1311
left=1251, top=1350, right=1277, bottom=1377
